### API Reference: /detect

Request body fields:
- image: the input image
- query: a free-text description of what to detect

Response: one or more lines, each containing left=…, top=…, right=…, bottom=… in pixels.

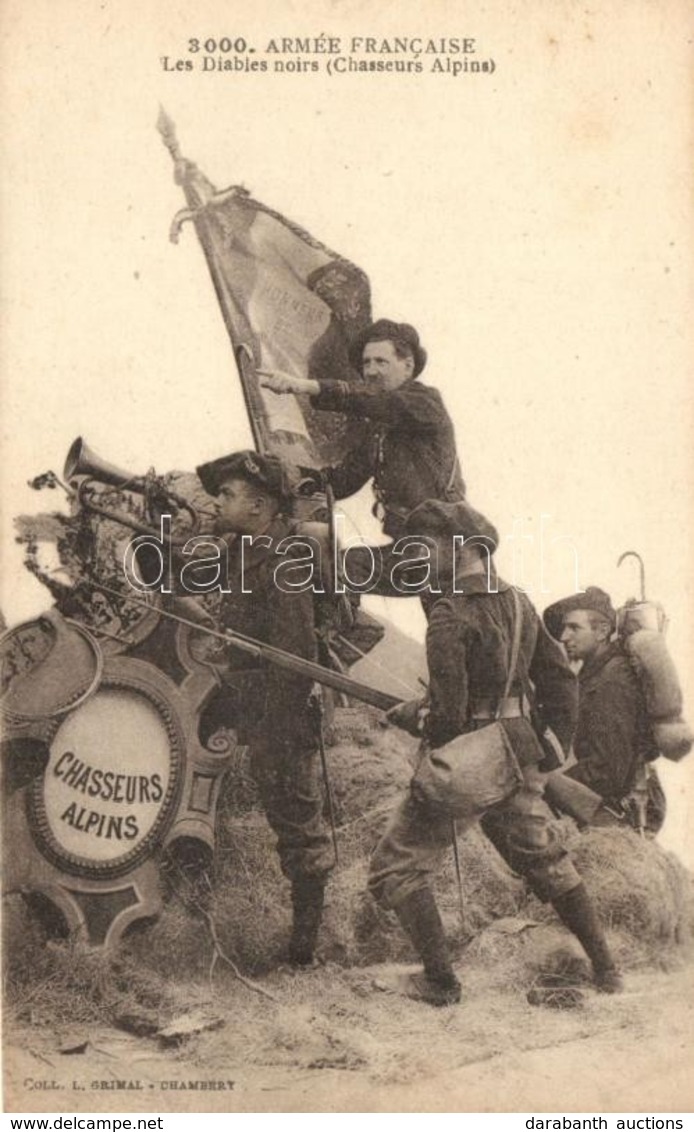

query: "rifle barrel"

left=83, top=582, right=401, bottom=713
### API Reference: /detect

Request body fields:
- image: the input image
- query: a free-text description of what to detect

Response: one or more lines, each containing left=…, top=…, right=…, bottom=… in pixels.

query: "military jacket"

left=219, top=516, right=317, bottom=750
left=569, top=641, right=658, bottom=802
left=424, top=572, right=578, bottom=762
left=311, top=379, right=465, bottom=534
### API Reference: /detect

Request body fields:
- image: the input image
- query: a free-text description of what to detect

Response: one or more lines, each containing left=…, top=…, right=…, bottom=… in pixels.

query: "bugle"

left=63, top=436, right=204, bottom=543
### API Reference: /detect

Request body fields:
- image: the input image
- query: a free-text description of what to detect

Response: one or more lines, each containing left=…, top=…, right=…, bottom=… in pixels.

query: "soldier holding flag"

left=261, top=318, right=466, bottom=595
left=159, top=118, right=466, bottom=597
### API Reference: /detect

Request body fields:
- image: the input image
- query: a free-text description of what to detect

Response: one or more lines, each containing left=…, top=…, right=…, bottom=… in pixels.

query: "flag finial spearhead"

left=157, top=106, right=181, bottom=162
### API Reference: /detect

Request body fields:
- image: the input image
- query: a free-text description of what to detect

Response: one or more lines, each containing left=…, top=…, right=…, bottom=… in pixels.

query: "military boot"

left=552, top=882, right=624, bottom=993
left=287, top=875, right=326, bottom=967
left=394, top=888, right=462, bottom=1006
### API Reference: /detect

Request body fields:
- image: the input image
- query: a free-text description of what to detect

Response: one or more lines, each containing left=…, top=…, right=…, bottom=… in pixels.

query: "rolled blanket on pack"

left=651, top=719, right=694, bottom=762
left=622, top=628, right=693, bottom=761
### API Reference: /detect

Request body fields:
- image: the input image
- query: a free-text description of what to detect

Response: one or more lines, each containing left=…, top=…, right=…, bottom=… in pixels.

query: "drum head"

left=29, top=681, right=183, bottom=879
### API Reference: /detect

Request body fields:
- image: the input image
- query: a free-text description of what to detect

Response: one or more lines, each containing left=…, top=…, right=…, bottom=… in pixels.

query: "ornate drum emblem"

left=29, top=663, right=185, bottom=879
left=0, top=615, right=102, bottom=722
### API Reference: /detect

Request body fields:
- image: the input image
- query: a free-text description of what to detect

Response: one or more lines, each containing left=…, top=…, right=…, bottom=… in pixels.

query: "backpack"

left=617, top=598, right=692, bottom=762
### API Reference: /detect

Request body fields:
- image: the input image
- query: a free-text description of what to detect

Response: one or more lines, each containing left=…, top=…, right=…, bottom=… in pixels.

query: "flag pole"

left=156, top=108, right=270, bottom=455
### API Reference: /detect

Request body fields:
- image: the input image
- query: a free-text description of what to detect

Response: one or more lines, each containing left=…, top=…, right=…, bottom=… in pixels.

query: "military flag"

left=157, top=109, right=371, bottom=470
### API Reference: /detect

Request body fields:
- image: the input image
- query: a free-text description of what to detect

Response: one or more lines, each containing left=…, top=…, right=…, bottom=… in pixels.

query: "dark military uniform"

left=367, top=500, right=621, bottom=1001
left=569, top=642, right=664, bottom=833
left=312, top=379, right=465, bottom=537
left=571, top=641, right=657, bottom=799
left=311, top=378, right=465, bottom=597
left=218, top=516, right=333, bottom=883
left=369, top=572, right=583, bottom=909
left=543, top=589, right=666, bottom=835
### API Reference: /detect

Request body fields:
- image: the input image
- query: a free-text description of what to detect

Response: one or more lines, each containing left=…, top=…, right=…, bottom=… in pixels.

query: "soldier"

left=196, top=450, right=334, bottom=966
left=543, top=588, right=666, bottom=835
left=261, top=319, right=465, bottom=594
left=371, top=500, right=623, bottom=1005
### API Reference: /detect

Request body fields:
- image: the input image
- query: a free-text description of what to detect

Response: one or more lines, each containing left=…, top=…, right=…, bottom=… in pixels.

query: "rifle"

left=80, top=582, right=606, bottom=825
left=543, top=771, right=603, bottom=826
left=80, top=582, right=401, bottom=713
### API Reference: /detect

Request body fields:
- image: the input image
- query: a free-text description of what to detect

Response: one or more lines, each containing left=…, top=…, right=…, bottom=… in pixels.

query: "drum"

left=0, top=611, right=102, bottom=723
left=29, top=663, right=185, bottom=879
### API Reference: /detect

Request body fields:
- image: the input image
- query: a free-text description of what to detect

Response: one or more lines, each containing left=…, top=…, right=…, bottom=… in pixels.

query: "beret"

left=543, top=586, right=616, bottom=640
left=196, top=449, right=291, bottom=505
left=403, top=498, right=499, bottom=548
left=349, top=319, right=427, bottom=377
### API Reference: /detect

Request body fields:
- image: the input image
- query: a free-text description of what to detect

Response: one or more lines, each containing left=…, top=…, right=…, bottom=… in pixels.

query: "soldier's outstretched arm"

left=386, top=696, right=428, bottom=736
left=259, top=370, right=319, bottom=396
left=310, top=380, right=448, bottom=432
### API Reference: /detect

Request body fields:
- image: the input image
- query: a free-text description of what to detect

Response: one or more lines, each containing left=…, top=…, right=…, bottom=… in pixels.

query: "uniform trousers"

left=249, top=735, right=334, bottom=883
left=369, top=761, right=581, bottom=909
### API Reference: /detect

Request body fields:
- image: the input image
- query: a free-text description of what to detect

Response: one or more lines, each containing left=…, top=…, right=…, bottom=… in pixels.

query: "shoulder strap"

left=495, top=587, right=523, bottom=720
left=513, top=613, right=549, bottom=729
left=445, top=454, right=465, bottom=498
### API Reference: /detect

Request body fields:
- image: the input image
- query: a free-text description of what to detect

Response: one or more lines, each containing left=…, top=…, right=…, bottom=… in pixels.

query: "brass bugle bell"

left=64, top=436, right=144, bottom=490
left=63, top=436, right=200, bottom=539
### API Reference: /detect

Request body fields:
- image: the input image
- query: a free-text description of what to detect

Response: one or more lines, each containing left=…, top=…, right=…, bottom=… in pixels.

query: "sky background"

left=1, top=0, right=692, bottom=862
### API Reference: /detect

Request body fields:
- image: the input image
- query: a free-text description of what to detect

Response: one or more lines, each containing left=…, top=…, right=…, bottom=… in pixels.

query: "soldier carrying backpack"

left=543, top=580, right=692, bottom=835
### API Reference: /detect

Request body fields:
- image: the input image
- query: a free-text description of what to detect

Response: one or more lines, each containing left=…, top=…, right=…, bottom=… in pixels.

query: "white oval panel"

left=43, top=688, right=172, bottom=863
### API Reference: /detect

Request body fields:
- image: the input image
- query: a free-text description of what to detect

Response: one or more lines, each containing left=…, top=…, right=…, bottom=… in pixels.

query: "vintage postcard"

left=1, top=0, right=693, bottom=1115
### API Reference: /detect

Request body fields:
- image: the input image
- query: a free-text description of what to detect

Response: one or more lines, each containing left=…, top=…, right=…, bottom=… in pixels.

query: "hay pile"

left=124, top=706, right=530, bottom=979
left=128, top=707, right=694, bottom=979
left=572, top=826, right=694, bottom=955
left=3, top=899, right=178, bottom=1029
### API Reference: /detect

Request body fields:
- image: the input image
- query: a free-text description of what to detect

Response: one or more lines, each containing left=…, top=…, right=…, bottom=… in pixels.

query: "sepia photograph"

left=1, top=0, right=693, bottom=1116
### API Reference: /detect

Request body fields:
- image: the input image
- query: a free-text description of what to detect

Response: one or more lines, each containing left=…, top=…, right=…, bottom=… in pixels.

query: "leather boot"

left=287, top=875, right=326, bottom=967
left=394, top=889, right=461, bottom=1006
left=552, top=883, right=624, bottom=993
